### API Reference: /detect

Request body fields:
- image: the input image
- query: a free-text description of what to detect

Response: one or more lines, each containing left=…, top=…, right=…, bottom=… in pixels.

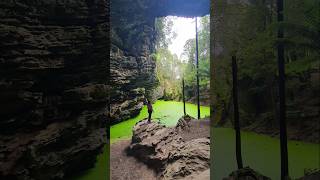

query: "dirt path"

left=110, top=140, right=157, bottom=180
left=110, top=118, right=210, bottom=180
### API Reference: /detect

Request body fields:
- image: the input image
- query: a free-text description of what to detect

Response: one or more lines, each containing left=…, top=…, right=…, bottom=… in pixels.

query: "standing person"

left=147, top=99, right=153, bottom=123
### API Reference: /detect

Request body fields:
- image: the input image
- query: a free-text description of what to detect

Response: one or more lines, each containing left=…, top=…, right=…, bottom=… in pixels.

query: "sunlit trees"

left=155, top=16, right=210, bottom=104
left=182, top=15, right=210, bottom=105
left=155, top=17, right=177, bottom=49
left=155, top=48, right=182, bottom=100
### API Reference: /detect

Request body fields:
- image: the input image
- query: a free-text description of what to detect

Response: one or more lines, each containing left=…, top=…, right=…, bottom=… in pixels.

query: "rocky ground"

left=298, top=171, right=320, bottom=180
left=223, top=167, right=320, bottom=180
left=177, top=116, right=210, bottom=141
left=110, top=116, right=210, bottom=180
left=110, top=140, right=157, bottom=180
left=222, top=167, right=271, bottom=180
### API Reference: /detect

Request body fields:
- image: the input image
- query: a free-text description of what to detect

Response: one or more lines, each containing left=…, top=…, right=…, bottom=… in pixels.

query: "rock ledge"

left=128, top=118, right=210, bottom=179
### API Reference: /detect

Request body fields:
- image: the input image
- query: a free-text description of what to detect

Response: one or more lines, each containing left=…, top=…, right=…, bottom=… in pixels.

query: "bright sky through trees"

left=168, top=17, right=195, bottom=60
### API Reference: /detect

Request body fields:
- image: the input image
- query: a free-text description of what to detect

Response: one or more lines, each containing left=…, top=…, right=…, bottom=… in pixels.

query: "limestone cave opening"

left=109, top=0, right=211, bottom=179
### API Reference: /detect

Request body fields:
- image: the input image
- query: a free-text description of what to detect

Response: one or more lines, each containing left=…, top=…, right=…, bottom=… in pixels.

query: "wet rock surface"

left=128, top=117, right=210, bottom=179
left=0, top=0, right=108, bottom=179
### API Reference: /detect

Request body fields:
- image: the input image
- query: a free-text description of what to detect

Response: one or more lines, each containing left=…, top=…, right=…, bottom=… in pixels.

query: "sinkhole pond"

left=72, top=100, right=319, bottom=180
left=72, top=100, right=209, bottom=180
left=110, top=100, right=211, bottom=144
left=213, top=128, right=320, bottom=179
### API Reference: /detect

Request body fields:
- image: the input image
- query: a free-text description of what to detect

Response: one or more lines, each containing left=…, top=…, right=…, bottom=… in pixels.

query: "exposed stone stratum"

left=0, top=0, right=108, bottom=179
left=128, top=119, right=210, bottom=179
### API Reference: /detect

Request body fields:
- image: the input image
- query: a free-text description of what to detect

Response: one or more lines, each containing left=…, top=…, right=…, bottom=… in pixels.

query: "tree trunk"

left=183, top=78, right=186, bottom=115
left=232, top=56, right=243, bottom=169
left=195, top=17, right=201, bottom=119
left=277, top=0, right=289, bottom=179
left=270, top=0, right=274, bottom=24
left=263, top=0, right=267, bottom=30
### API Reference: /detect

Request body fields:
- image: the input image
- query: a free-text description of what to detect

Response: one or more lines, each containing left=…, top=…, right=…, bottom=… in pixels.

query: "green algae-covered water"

left=72, top=100, right=209, bottom=180
left=110, top=100, right=210, bottom=144
left=212, top=128, right=320, bottom=180
left=70, top=144, right=109, bottom=180
left=72, top=100, right=319, bottom=180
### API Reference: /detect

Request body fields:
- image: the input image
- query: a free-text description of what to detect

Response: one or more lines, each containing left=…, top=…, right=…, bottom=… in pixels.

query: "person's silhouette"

left=147, top=99, right=153, bottom=123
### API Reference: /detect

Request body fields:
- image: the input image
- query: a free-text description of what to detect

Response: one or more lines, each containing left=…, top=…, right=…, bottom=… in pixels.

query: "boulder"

left=176, top=115, right=197, bottom=131
left=129, top=120, right=183, bottom=170
left=298, top=170, right=320, bottom=180
left=162, top=138, right=210, bottom=179
left=184, top=169, right=210, bottom=180
left=223, top=167, right=271, bottom=180
left=128, top=119, right=210, bottom=179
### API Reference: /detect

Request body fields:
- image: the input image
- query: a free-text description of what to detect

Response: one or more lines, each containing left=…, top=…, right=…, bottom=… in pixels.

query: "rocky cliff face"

left=0, top=0, right=108, bottom=179
left=110, top=0, right=210, bottom=124
left=110, top=0, right=158, bottom=124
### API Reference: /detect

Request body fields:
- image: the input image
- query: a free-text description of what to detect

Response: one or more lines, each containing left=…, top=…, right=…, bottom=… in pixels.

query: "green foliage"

left=155, top=16, right=210, bottom=102
left=212, top=0, right=320, bottom=125
left=182, top=15, right=210, bottom=101
left=155, top=17, right=177, bottom=49
left=286, top=56, right=320, bottom=76
left=155, top=48, right=182, bottom=100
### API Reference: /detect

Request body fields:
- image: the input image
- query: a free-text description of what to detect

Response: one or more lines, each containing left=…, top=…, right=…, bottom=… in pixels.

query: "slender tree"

left=182, top=77, right=186, bottom=115
left=277, top=0, right=289, bottom=179
left=195, top=17, right=201, bottom=119
left=232, top=56, right=243, bottom=169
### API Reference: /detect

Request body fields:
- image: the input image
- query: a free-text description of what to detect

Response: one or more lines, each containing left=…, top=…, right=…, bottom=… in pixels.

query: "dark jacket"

left=147, top=103, right=153, bottom=112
